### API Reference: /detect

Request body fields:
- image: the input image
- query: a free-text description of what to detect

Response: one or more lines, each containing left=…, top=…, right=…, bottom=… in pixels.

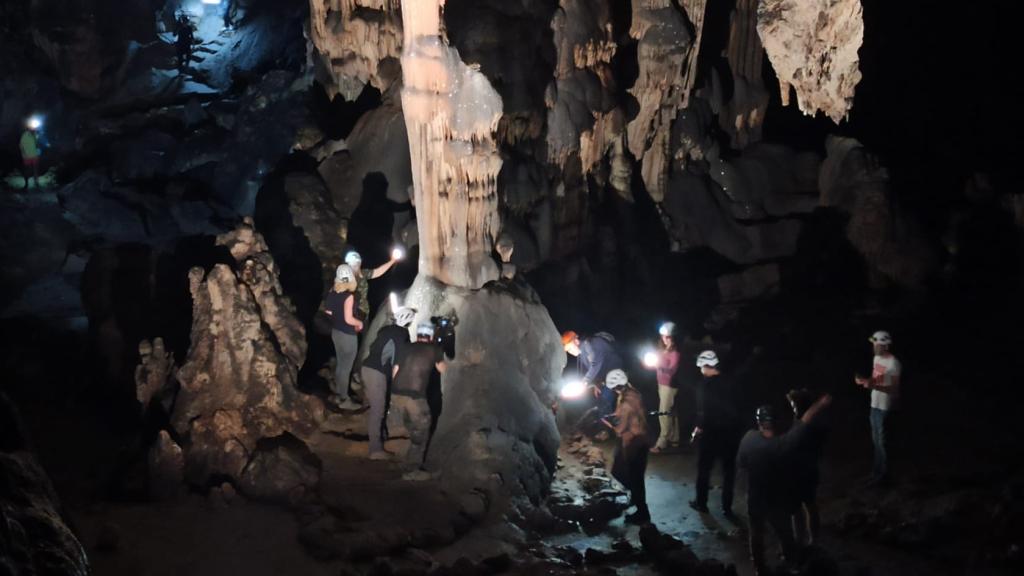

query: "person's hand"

left=854, top=376, right=869, bottom=387
left=691, top=426, right=702, bottom=439
left=600, top=418, right=614, bottom=429
left=354, top=321, right=364, bottom=332
left=590, top=384, right=601, bottom=398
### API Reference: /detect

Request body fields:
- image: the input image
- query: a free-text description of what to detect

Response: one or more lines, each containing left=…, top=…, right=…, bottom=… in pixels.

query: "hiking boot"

left=368, top=451, right=391, bottom=461
left=336, top=398, right=362, bottom=411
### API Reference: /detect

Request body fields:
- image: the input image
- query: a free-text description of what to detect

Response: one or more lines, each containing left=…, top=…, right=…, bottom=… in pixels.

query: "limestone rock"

left=399, top=276, right=562, bottom=507
left=819, top=136, right=935, bottom=287
left=627, top=0, right=697, bottom=202
left=172, top=221, right=323, bottom=486
left=717, top=264, right=781, bottom=304
left=400, top=0, right=502, bottom=288
left=0, top=451, right=89, bottom=576
left=318, top=96, right=413, bottom=218
left=282, top=171, right=345, bottom=284
left=238, top=435, right=322, bottom=504
left=135, top=337, right=174, bottom=413
left=147, top=430, right=184, bottom=501
left=757, top=0, right=864, bottom=123
left=308, top=0, right=403, bottom=100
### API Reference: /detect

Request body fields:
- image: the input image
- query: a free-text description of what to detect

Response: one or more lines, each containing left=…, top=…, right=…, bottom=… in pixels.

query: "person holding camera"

left=601, top=369, right=652, bottom=524
left=392, top=322, right=447, bottom=480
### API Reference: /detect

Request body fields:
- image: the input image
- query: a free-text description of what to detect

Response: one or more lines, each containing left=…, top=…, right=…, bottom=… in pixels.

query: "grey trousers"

left=361, top=366, right=388, bottom=454
left=331, top=329, right=358, bottom=398
left=391, top=394, right=431, bottom=467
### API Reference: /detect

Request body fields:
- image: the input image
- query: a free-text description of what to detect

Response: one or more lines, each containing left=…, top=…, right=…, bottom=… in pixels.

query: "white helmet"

left=394, top=307, right=416, bottom=328
left=696, top=350, right=719, bottom=368
left=659, top=322, right=676, bottom=337
left=605, top=369, right=628, bottom=389
left=344, top=251, right=362, bottom=266
left=869, top=331, right=892, bottom=346
left=334, top=264, right=354, bottom=283
left=415, top=322, right=435, bottom=338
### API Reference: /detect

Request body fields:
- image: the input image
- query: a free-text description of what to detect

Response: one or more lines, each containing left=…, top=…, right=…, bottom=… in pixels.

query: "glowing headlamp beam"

left=559, top=379, right=587, bottom=399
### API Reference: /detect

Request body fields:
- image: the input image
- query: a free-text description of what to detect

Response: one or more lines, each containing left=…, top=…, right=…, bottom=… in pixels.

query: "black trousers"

left=748, top=502, right=797, bottom=573
left=695, top=429, right=739, bottom=510
left=612, top=441, right=650, bottom=514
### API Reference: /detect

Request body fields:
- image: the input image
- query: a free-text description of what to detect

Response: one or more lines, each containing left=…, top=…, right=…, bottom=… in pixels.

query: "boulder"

left=396, top=275, right=563, bottom=509
left=238, top=435, right=322, bottom=504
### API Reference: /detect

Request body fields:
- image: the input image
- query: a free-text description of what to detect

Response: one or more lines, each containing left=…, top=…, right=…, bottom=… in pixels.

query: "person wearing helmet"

left=324, top=264, right=364, bottom=410
left=737, top=396, right=832, bottom=576
left=644, top=322, right=681, bottom=453
left=360, top=306, right=416, bottom=460
left=601, top=369, right=652, bottom=524
left=344, top=249, right=400, bottom=322
left=689, top=350, right=741, bottom=515
left=562, top=330, right=624, bottom=432
left=392, top=322, right=447, bottom=479
left=854, top=330, right=901, bottom=484
left=19, top=117, right=42, bottom=189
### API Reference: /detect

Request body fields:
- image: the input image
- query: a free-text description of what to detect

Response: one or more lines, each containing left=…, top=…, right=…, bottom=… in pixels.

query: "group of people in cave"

left=560, top=325, right=901, bottom=576
left=317, top=225, right=903, bottom=574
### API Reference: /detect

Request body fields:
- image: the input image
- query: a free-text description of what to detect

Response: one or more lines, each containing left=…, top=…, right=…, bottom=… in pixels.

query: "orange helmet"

left=561, top=330, right=578, bottom=348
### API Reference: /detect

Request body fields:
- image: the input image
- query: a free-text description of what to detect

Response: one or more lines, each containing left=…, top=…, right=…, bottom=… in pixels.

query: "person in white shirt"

left=854, top=330, right=901, bottom=484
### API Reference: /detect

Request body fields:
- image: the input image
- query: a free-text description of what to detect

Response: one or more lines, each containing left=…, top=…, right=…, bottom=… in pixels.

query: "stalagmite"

left=757, top=0, right=864, bottom=123
left=307, top=0, right=403, bottom=99
left=399, top=0, right=501, bottom=288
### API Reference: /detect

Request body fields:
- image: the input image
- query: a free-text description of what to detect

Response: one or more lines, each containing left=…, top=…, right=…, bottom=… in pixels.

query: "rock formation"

left=307, top=0, right=403, bottom=100
left=134, top=337, right=174, bottom=414
left=0, top=394, right=89, bottom=576
left=172, top=220, right=324, bottom=492
left=400, top=0, right=502, bottom=288
left=757, top=0, right=864, bottom=122
left=402, top=276, right=563, bottom=506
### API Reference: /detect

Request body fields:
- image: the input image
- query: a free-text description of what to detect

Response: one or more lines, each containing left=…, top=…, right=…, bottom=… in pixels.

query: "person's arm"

left=611, top=401, right=633, bottom=436
left=800, top=394, right=833, bottom=424
left=868, top=372, right=899, bottom=393
left=693, top=382, right=705, bottom=431
left=369, top=257, right=398, bottom=279
left=582, top=343, right=603, bottom=383
left=435, top=360, right=447, bottom=373
left=392, top=364, right=400, bottom=379
left=343, top=295, right=363, bottom=331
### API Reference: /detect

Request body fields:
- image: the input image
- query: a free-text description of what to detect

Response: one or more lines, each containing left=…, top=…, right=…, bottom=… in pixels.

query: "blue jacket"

left=579, top=332, right=623, bottom=384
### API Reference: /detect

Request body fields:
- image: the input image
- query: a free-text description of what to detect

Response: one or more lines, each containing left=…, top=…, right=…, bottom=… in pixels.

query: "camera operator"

left=429, top=314, right=457, bottom=359
left=392, top=322, right=447, bottom=481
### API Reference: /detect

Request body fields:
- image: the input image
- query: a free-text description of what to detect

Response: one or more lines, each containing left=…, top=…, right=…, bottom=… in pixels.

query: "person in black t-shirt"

left=689, top=350, right=741, bottom=515
left=323, top=265, right=363, bottom=410
left=393, top=323, right=447, bottom=480
left=361, top=307, right=415, bottom=460
left=737, top=396, right=832, bottom=576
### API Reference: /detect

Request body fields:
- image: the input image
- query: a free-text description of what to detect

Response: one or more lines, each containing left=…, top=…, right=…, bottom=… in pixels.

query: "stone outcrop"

left=400, top=0, right=502, bottom=288
left=0, top=394, right=89, bottom=576
left=172, top=220, right=323, bottom=490
left=308, top=0, right=403, bottom=100
left=134, top=337, right=174, bottom=414
left=402, top=275, right=562, bottom=506
left=757, top=0, right=864, bottom=123
left=819, top=136, right=935, bottom=287
left=147, top=430, right=184, bottom=501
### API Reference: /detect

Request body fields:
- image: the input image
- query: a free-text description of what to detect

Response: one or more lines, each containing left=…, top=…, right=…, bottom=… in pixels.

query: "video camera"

left=429, top=314, right=458, bottom=359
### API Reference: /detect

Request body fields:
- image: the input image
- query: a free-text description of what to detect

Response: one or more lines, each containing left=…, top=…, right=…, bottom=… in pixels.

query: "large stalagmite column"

left=400, top=0, right=502, bottom=289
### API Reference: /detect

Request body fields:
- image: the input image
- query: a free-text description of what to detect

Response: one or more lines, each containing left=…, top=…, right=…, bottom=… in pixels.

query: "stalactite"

left=307, top=0, right=403, bottom=99
left=722, top=0, right=769, bottom=148
left=626, top=0, right=694, bottom=202
left=400, top=0, right=501, bottom=289
left=757, top=0, right=864, bottom=123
